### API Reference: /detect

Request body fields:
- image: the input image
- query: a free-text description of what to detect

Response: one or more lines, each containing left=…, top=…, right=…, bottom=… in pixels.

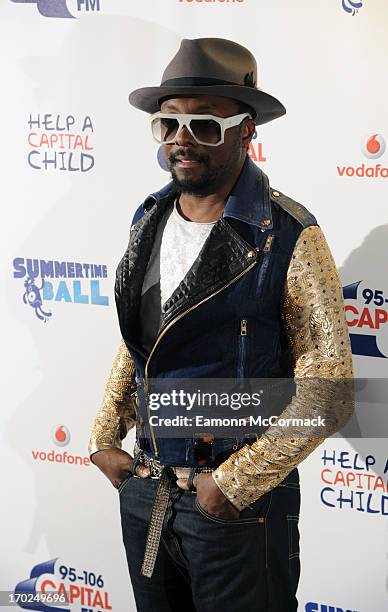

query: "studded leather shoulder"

left=270, top=189, right=317, bottom=228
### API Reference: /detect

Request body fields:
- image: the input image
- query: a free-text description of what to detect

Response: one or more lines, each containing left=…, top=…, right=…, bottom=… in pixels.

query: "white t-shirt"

left=160, top=198, right=216, bottom=304
left=141, top=198, right=217, bottom=307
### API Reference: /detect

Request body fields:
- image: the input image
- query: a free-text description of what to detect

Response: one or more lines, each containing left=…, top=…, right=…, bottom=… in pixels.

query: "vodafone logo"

left=361, top=134, right=386, bottom=159
left=31, top=424, right=90, bottom=466
left=337, top=132, right=387, bottom=179
left=51, top=424, right=71, bottom=446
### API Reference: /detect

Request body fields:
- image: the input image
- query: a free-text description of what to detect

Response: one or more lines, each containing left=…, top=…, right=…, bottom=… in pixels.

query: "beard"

left=164, top=139, right=241, bottom=197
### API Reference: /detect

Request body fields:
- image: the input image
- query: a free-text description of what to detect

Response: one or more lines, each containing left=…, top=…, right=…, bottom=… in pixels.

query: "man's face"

left=160, top=95, right=254, bottom=197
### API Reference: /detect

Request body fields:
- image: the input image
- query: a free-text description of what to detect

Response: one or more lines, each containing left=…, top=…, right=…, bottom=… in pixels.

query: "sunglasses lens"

left=190, top=119, right=221, bottom=144
left=152, top=117, right=180, bottom=143
left=151, top=116, right=223, bottom=144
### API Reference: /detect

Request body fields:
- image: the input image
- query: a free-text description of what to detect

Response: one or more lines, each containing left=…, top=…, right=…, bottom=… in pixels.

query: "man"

left=88, top=38, right=353, bottom=612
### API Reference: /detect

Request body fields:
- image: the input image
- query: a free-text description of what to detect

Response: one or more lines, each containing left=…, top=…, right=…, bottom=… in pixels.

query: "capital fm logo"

left=337, top=133, right=387, bottom=179
left=343, top=281, right=387, bottom=358
left=342, top=0, right=363, bottom=16
left=14, top=557, right=112, bottom=610
left=10, top=0, right=101, bottom=19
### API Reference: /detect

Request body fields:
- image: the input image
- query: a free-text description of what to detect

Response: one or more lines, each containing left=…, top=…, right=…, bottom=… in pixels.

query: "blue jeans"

left=119, top=469, right=301, bottom=612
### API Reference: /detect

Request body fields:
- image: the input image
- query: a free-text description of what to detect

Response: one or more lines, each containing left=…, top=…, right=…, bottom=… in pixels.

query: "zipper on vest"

left=263, top=234, right=273, bottom=252
left=256, top=233, right=274, bottom=297
left=237, top=319, right=248, bottom=379
left=144, top=251, right=260, bottom=457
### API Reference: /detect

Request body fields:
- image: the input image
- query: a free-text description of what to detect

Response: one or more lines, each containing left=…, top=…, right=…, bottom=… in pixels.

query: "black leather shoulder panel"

left=270, top=189, right=317, bottom=228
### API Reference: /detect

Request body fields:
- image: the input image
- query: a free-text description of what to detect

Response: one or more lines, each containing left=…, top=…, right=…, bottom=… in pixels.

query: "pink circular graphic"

left=51, top=424, right=71, bottom=446
left=361, top=134, right=386, bottom=159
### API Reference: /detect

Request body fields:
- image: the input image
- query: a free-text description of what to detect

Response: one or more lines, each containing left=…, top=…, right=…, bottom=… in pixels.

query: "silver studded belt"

left=133, top=445, right=215, bottom=578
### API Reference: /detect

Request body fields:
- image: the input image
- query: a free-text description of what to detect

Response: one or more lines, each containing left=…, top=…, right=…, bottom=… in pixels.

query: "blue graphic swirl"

left=10, top=0, right=74, bottom=19
left=14, top=558, right=68, bottom=611
left=342, top=0, right=363, bottom=15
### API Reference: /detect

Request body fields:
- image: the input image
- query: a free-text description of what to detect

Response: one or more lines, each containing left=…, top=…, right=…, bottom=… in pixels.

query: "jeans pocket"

left=286, top=513, right=301, bottom=594
left=117, top=476, right=131, bottom=495
left=286, top=514, right=300, bottom=563
left=195, top=491, right=272, bottom=525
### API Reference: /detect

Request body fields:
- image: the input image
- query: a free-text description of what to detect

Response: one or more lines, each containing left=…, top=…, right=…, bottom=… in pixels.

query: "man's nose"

left=174, top=124, right=196, bottom=146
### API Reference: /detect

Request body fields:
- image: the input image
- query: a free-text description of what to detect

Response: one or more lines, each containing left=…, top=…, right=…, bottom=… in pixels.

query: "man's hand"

left=177, top=472, right=240, bottom=519
left=91, top=448, right=150, bottom=488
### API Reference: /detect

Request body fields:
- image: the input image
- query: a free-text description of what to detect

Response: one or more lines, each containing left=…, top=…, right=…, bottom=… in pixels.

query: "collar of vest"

left=143, top=155, right=273, bottom=230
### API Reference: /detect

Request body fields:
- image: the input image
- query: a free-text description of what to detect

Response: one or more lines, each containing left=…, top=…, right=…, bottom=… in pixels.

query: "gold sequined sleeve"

left=212, top=225, right=354, bottom=511
left=88, top=338, right=137, bottom=463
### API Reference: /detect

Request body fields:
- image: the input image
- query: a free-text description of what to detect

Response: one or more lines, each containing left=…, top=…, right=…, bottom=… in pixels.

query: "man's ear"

left=241, top=119, right=256, bottom=149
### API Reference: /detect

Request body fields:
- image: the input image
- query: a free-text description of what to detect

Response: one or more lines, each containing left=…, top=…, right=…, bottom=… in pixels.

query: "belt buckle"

left=138, top=451, right=163, bottom=479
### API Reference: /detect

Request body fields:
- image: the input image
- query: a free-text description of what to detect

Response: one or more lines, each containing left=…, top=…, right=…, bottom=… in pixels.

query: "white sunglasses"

left=150, top=112, right=252, bottom=147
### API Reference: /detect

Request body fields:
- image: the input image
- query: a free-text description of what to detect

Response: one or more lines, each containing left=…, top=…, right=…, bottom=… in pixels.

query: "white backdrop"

left=1, top=1, right=388, bottom=611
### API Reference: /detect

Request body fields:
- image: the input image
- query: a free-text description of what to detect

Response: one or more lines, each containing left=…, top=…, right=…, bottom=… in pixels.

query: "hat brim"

left=128, top=84, right=286, bottom=126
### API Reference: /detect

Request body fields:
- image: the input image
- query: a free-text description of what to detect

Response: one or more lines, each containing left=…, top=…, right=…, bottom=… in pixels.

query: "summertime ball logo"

left=13, top=257, right=109, bottom=323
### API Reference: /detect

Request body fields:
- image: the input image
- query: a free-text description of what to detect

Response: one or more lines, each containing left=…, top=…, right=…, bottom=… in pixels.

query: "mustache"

left=169, top=149, right=209, bottom=165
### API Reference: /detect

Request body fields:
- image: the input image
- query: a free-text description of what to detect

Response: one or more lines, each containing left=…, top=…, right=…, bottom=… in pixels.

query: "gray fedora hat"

left=128, top=38, right=286, bottom=126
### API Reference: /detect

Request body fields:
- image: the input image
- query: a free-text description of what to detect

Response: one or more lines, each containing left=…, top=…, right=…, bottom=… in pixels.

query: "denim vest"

left=115, top=156, right=317, bottom=466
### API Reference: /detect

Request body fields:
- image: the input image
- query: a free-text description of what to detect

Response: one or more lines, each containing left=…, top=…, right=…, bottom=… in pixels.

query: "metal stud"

left=272, top=191, right=280, bottom=197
